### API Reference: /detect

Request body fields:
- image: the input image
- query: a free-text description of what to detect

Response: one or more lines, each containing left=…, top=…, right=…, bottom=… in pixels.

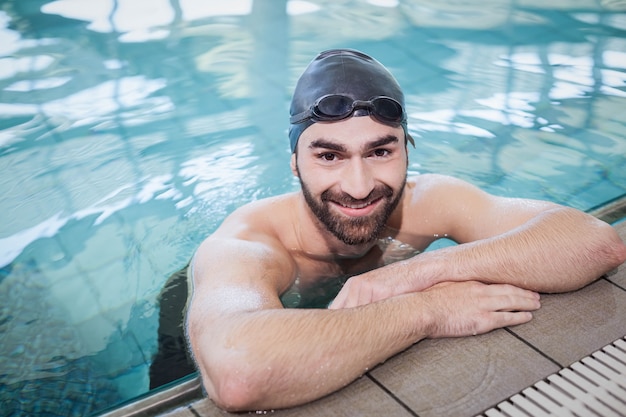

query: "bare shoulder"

left=192, top=193, right=299, bottom=299
left=404, top=173, right=558, bottom=243
left=406, top=173, right=551, bottom=208
left=403, top=174, right=488, bottom=220
left=407, top=173, right=484, bottom=199
left=213, top=193, right=299, bottom=239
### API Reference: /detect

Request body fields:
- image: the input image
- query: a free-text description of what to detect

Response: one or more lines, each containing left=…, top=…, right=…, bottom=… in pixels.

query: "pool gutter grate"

left=477, top=336, right=626, bottom=417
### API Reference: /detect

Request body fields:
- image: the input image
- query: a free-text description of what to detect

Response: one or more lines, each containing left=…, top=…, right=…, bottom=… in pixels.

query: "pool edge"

left=588, top=194, right=626, bottom=224
left=95, top=375, right=202, bottom=417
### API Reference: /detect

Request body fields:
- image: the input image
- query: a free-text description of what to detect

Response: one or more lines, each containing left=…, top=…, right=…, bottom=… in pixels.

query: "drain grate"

left=477, top=337, right=626, bottom=417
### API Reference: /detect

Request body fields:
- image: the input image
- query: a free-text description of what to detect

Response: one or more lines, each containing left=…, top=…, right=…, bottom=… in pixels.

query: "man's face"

left=292, top=116, right=408, bottom=246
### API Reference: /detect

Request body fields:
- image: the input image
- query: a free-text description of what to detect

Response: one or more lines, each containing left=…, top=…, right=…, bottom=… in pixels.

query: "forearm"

left=417, top=207, right=626, bottom=292
left=192, top=296, right=426, bottom=411
left=192, top=280, right=542, bottom=410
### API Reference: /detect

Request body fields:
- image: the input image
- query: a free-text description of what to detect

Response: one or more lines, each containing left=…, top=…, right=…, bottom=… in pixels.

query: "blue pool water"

left=1, top=1, right=625, bottom=415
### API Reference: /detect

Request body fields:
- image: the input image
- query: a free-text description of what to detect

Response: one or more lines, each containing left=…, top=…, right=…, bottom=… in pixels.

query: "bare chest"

left=281, top=237, right=422, bottom=308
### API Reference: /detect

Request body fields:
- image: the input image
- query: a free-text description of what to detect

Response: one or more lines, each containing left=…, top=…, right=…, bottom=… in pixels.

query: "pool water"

left=1, top=0, right=625, bottom=415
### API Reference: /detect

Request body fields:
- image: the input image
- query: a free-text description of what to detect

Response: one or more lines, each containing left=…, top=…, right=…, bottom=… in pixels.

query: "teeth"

left=341, top=202, right=370, bottom=209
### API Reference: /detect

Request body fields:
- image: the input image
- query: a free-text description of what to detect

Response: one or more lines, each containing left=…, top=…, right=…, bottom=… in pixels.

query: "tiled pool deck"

left=105, top=207, right=626, bottom=417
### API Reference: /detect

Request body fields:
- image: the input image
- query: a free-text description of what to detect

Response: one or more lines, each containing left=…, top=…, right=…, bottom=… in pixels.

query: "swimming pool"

left=1, top=0, right=625, bottom=415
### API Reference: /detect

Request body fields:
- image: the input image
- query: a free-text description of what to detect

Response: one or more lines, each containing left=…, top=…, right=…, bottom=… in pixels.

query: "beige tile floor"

left=107, top=220, right=626, bottom=417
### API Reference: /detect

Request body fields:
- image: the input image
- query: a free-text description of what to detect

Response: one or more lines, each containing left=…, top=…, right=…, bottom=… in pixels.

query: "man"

left=186, top=49, right=626, bottom=411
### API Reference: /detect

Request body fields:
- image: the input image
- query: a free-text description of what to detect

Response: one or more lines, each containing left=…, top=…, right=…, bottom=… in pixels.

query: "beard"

left=298, top=172, right=406, bottom=246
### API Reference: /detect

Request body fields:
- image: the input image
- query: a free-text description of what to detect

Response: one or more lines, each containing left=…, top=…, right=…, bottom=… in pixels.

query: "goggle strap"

left=290, top=109, right=314, bottom=124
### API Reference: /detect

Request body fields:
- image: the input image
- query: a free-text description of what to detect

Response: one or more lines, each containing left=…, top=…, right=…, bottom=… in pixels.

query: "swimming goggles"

left=290, top=94, right=406, bottom=125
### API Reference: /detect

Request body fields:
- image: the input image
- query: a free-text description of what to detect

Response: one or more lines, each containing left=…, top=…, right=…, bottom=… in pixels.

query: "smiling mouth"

left=332, top=197, right=383, bottom=216
left=338, top=199, right=378, bottom=209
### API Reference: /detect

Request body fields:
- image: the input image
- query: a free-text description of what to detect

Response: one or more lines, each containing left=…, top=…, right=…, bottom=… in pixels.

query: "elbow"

left=594, top=224, right=626, bottom=274
left=206, top=376, right=254, bottom=412
left=613, top=238, right=626, bottom=268
left=199, top=361, right=265, bottom=412
left=604, top=225, right=626, bottom=269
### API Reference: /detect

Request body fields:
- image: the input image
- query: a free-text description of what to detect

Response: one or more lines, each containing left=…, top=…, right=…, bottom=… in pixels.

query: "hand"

left=420, top=281, right=541, bottom=338
left=329, top=272, right=414, bottom=309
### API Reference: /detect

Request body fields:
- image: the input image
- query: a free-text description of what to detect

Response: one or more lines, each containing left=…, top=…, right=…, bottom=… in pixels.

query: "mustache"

left=320, top=185, right=394, bottom=206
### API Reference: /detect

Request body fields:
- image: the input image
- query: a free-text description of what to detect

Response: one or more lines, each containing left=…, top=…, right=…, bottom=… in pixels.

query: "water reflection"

left=40, top=0, right=255, bottom=37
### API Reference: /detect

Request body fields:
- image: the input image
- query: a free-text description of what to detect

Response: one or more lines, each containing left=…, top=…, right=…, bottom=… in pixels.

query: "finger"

left=328, top=291, right=345, bottom=309
left=355, top=283, right=372, bottom=308
left=472, top=311, right=534, bottom=336
left=478, top=285, right=540, bottom=311
left=493, top=311, right=534, bottom=328
left=328, top=281, right=355, bottom=309
left=489, top=284, right=541, bottom=300
left=486, top=293, right=541, bottom=313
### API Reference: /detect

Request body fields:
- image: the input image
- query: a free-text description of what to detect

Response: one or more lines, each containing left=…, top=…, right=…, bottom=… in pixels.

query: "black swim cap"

left=289, top=49, right=414, bottom=152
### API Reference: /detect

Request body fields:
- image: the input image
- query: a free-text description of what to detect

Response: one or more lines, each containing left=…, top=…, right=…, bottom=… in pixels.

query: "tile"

left=370, top=329, right=559, bottom=417
left=186, top=376, right=414, bottom=417
left=478, top=336, right=626, bottom=417
left=158, top=405, right=196, bottom=417
left=160, top=401, right=228, bottom=417
left=510, top=278, right=626, bottom=367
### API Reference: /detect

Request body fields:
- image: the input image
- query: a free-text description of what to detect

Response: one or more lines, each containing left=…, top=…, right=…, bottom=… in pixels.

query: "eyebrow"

left=368, top=135, right=399, bottom=149
left=308, top=135, right=400, bottom=152
left=308, top=139, right=347, bottom=152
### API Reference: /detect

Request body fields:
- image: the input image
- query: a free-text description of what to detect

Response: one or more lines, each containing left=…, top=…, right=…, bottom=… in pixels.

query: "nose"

left=340, top=158, right=375, bottom=200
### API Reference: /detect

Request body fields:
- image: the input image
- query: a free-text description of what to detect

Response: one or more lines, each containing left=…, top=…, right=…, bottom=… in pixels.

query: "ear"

left=290, top=153, right=298, bottom=177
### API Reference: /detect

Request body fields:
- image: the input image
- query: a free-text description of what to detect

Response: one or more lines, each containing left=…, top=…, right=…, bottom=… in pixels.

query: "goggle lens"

left=371, top=97, right=403, bottom=122
left=291, top=95, right=405, bottom=125
left=315, top=95, right=354, bottom=119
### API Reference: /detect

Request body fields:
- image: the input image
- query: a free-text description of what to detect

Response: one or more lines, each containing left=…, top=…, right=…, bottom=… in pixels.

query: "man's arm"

left=186, top=225, right=541, bottom=411
left=331, top=175, right=626, bottom=309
